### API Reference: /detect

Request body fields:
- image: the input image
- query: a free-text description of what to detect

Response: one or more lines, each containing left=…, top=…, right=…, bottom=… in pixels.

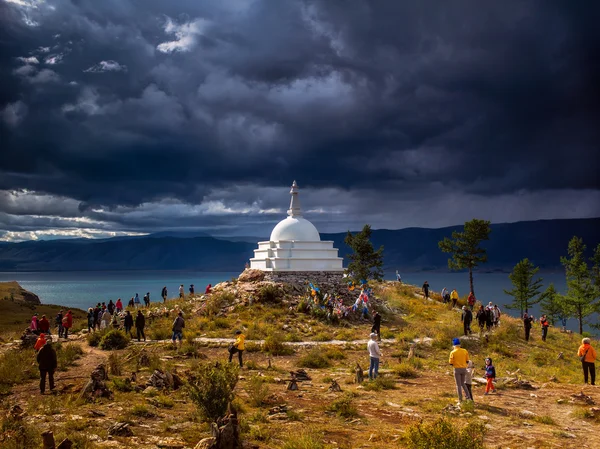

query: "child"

left=465, top=360, right=474, bottom=401
left=484, top=357, right=496, bottom=395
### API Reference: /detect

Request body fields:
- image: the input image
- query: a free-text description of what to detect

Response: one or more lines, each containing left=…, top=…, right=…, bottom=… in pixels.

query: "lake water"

left=0, top=270, right=593, bottom=329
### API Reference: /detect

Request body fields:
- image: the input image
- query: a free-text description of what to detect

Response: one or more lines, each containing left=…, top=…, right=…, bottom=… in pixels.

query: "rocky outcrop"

left=0, top=281, right=41, bottom=304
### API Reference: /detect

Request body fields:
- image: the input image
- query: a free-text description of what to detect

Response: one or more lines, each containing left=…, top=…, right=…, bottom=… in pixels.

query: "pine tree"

left=504, top=258, right=544, bottom=318
left=540, top=283, right=565, bottom=326
left=561, top=237, right=598, bottom=335
left=344, top=224, right=384, bottom=283
left=438, top=218, right=491, bottom=296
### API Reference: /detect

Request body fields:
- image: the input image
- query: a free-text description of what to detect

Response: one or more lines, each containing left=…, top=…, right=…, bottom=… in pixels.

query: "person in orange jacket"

left=577, top=338, right=597, bottom=385
left=62, top=310, right=73, bottom=339
left=34, top=333, right=47, bottom=351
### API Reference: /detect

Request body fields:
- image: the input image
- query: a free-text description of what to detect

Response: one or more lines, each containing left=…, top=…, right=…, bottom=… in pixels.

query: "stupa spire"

left=287, top=180, right=302, bottom=218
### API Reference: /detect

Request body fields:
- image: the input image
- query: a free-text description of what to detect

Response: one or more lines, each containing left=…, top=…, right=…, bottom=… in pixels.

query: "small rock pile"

left=80, top=364, right=113, bottom=400
left=146, top=369, right=183, bottom=390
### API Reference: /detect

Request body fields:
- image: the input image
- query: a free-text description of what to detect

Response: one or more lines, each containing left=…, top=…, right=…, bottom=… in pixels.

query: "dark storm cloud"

left=0, top=0, right=599, bottom=239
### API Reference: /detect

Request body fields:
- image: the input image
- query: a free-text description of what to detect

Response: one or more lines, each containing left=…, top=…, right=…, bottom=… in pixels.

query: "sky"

left=0, top=0, right=599, bottom=242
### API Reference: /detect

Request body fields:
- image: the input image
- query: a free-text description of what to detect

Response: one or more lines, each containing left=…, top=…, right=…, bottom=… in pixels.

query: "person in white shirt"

left=367, top=333, right=382, bottom=380
left=465, top=360, right=474, bottom=401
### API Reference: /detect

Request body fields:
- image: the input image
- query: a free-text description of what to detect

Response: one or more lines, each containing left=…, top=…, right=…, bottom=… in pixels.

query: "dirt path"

left=9, top=343, right=107, bottom=403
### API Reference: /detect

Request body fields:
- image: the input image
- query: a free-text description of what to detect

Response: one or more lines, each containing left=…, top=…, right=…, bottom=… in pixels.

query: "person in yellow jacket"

left=450, top=289, right=459, bottom=308
left=449, top=337, right=472, bottom=401
left=577, top=338, right=597, bottom=385
left=228, top=330, right=246, bottom=367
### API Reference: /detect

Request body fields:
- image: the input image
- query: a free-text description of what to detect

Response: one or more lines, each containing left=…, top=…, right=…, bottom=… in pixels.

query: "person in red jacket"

left=578, top=338, right=597, bottom=385
left=115, top=298, right=123, bottom=313
left=38, top=315, right=50, bottom=335
left=205, top=284, right=212, bottom=295
left=62, top=310, right=73, bottom=339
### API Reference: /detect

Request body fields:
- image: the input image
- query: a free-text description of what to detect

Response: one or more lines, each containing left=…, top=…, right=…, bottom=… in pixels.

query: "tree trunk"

left=469, top=268, right=474, bottom=296
left=579, top=309, right=583, bottom=335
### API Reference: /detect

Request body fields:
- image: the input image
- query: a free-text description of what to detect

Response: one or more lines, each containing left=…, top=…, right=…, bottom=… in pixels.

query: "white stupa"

left=250, top=181, right=344, bottom=272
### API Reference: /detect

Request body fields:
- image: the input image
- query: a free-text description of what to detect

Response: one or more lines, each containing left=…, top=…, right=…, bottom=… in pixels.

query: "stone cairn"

left=80, top=364, right=112, bottom=400
left=194, top=403, right=242, bottom=449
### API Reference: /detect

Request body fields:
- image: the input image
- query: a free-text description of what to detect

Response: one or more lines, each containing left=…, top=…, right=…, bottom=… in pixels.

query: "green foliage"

left=186, top=362, right=239, bottom=422
left=363, top=376, right=396, bottom=391
left=130, top=404, right=156, bottom=418
left=298, top=348, right=331, bottom=368
left=263, top=331, right=294, bottom=356
left=257, top=284, right=282, bottom=303
left=107, top=352, right=122, bottom=375
left=405, top=418, right=486, bottom=449
left=281, top=429, right=324, bottom=449
left=392, top=362, right=420, bottom=379
left=246, top=375, right=270, bottom=407
left=561, top=237, right=599, bottom=334
left=99, top=329, right=130, bottom=350
left=438, top=218, right=491, bottom=296
left=112, top=377, right=134, bottom=392
left=0, top=414, right=38, bottom=449
left=344, top=224, right=384, bottom=282
left=327, top=392, right=359, bottom=418
left=0, top=349, right=38, bottom=394
left=86, top=329, right=105, bottom=347
left=504, top=258, right=544, bottom=317
left=56, top=343, right=84, bottom=371
left=540, top=284, right=566, bottom=325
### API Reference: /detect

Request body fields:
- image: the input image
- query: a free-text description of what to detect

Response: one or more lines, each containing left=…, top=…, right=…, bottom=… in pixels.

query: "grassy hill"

left=1, top=280, right=598, bottom=448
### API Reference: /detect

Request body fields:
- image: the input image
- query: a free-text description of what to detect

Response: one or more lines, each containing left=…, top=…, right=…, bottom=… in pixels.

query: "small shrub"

left=327, top=392, right=359, bottom=418
left=284, top=332, right=303, bottom=342
left=298, top=349, right=331, bottom=369
left=0, top=349, right=38, bottom=394
left=0, top=414, right=38, bottom=449
left=323, top=347, right=346, bottom=360
left=56, top=343, right=84, bottom=371
left=393, top=362, right=419, bottom=379
left=263, top=332, right=294, bottom=356
left=130, top=404, right=156, bottom=418
left=363, top=376, right=396, bottom=391
left=257, top=284, right=282, bottom=303
left=281, top=429, right=324, bottom=449
left=405, top=418, right=486, bottom=449
left=246, top=375, right=270, bottom=407
left=313, top=332, right=332, bottom=342
left=534, top=415, right=556, bottom=425
left=86, top=330, right=104, bottom=347
left=112, top=377, right=134, bottom=392
left=186, top=362, right=239, bottom=422
left=99, top=330, right=130, bottom=350
left=248, top=425, right=272, bottom=442
left=244, top=342, right=262, bottom=353
left=153, top=395, right=175, bottom=409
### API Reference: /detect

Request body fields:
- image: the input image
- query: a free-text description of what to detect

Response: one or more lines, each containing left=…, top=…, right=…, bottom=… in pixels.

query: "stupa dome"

left=270, top=216, right=320, bottom=242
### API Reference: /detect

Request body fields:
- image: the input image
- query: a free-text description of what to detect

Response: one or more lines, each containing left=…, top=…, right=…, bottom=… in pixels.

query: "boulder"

left=108, top=422, right=133, bottom=437
left=238, top=269, right=266, bottom=283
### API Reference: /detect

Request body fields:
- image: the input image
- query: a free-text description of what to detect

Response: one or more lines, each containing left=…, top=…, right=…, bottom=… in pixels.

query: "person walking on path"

left=135, top=310, right=146, bottom=342
left=449, top=338, right=472, bottom=402
left=115, top=298, right=123, bottom=314
left=31, top=314, right=39, bottom=333
left=441, top=287, right=449, bottom=304
left=38, top=315, right=50, bottom=335
left=124, top=311, right=134, bottom=338
left=34, top=333, right=47, bottom=352
left=450, top=289, right=459, bottom=308
left=108, top=300, right=115, bottom=315
left=461, top=306, right=473, bottom=336
left=467, top=292, right=476, bottom=311
left=476, top=306, right=486, bottom=334
left=172, top=311, right=185, bottom=347
left=371, top=311, right=381, bottom=341
left=179, top=285, right=185, bottom=299
left=396, top=270, right=402, bottom=283
left=465, top=360, right=475, bottom=402
left=523, top=312, right=534, bottom=341
left=367, top=332, right=382, bottom=380
left=37, top=341, right=57, bottom=394
left=161, top=286, right=168, bottom=302
left=422, top=281, right=430, bottom=300
left=540, top=314, right=550, bottom=342
left=228, top=330, right=246, bottom=367
left=485, top=306, right=494, bottom=332
left=578, top=338, right=597, bottom=385
left=492, top=305, right=501, bottom=327
left=483, top=357, right=497, bottom=395
left=62, top=310, right=73, bottom=339
left=55, top=310, right=64, bottom=338
left=87, top=308, right=94, bottom=333
left=93, top=305, right=101, bottom=330
left=134, top=293, right=140, bottom=308
left=100, top=309, right=112, bottom=330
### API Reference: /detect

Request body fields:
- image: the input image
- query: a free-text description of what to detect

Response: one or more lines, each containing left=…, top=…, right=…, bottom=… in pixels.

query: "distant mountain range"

left=0, top=218, right=598, bottom=272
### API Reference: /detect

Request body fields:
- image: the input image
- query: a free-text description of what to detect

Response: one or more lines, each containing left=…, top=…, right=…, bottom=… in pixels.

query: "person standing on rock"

left=161, top=286, right=168, bottom=302
left=461, top=306, right=473, bottom=336
left=422, top=281, right=430, bottom=300
left=172, top=311, right=185, bottom=347
left=134, top=293, right=140, bottom=308
left=578, top=338, right=597, bottom=385
left=116, top=298, right=123, bottom=314
left=108, top=300, right=115, bottom=315
left=37, top=340, right=57, bottom=394
left=205, top=284, right=212, bottom=295
left=540, top=314, right=550, bottom=342
left=367, top=332, right=382, bottom=380
left=135, top=310, right=146, bottom=342
left=441, top=287, right=449, bottom=304
left=371, top=311, right=382, bottom=341
left=523, top=312, right=534, bottom=341
left=396, top=270, right=402, bottom=283
left=228, top=330, right=245, bottom=367
left=62, top=310, right=73, bottom=339
left=124, top=310, right=134, bottom=338
left=31, top=313, right=39, bottom=334
left=449, top=338, right=471, bottom=402
left=179, top=285, right=184, bottom=299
